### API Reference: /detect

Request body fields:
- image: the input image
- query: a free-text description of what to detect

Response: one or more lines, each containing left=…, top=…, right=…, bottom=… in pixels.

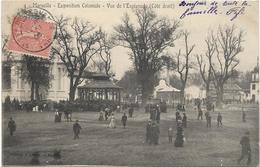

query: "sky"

left=1, top=0, right=259, bottom=79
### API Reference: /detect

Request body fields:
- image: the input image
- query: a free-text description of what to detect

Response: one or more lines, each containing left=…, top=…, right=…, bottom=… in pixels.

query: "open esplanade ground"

left=3, top=104, right=259, bottom=166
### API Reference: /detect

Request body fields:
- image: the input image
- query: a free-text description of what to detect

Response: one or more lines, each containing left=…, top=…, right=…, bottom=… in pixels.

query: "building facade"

left=2, top=55, right=70, bottom=102
left=250, top=66, right=259, bottom=103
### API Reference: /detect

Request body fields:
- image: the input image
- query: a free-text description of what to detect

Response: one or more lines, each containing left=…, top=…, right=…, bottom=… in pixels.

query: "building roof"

left=78, top=79, right=122, bottom=89
left=210, top=83, right=242, bottom=91
left=155, top=80, right=180, bottom=93
left=72, top=71, right=110, bottom=80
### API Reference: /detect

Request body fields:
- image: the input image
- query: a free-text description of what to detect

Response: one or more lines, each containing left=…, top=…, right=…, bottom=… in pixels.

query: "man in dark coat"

left=73, top=120, right=82, bottom=139
left=217, top=112, right=222, bottom=127
left=174, top=126, right=184, bottom=147
left=150, top=107, right=156, bottom=121
left=146, top=120, right=152, bottom=144
left=105, top=108, right=109, bottom=121
left=8, top=117, right=16, bottom=136
left=176, top=111, right=180, bottom=122
left=128, top=106, right=134, bottom=118
left=205, top=111, right=211, bottom=128
left=151, top=123, right=160, bottom=145
left=238, top=131, right=251, bottom=165
left=197, top=107, right=203, bottom=120
left=121, top=113, right=128, bottom=128
left=155, top=106, right=160, bottom=123
left=182, top=113, right=187, bottom=128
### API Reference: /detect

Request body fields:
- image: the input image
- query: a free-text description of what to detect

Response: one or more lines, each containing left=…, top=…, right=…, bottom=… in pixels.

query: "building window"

left=252, top=84, right=256, bottom=90
left=2, top=65, right=11, bottom=89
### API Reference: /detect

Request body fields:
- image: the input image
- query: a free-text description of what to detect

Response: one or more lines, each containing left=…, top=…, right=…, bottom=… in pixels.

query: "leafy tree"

left=114, top=7, right=180, bottom=103
left=20, top=55, right=52, bottom=100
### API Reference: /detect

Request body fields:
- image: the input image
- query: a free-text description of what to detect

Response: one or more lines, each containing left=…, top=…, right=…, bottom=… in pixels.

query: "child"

left=168, top=127, right=173, bottom=143
left=217, top=112, right=222, bottom=127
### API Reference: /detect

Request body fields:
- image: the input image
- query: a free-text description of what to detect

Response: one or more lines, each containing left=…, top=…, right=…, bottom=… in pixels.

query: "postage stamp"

left=7, top=8, right=55, bottom=58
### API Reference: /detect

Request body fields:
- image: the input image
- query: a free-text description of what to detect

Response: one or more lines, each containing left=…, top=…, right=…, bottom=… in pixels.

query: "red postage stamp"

left=7, top=16, right=55, bottom=59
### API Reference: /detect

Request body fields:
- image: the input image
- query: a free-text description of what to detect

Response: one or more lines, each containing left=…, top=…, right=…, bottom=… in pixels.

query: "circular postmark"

left=11, top=7, right=56, bottom=52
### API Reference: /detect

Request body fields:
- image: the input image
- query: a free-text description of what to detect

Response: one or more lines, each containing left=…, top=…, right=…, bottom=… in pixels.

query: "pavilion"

left=77, top=73, right=122, bottom=103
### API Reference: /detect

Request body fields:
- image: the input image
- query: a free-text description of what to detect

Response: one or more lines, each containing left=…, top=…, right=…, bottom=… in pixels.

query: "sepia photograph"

left=1, top=0, right=259, bottom=166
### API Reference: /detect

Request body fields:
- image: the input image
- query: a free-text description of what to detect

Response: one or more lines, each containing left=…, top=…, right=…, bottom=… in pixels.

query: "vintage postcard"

left=1, top=0, right=259, bottom=166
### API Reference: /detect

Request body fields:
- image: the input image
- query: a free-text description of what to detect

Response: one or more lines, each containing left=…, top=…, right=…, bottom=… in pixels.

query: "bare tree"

left=52, top=17, right=104, bottom=101
left=196, top=33, right=215, bottom=99
left=209, top=25, right=244, bottom=107
left=98, top=33, right=113, bottom=76
left=2, top=35, right=13, bottom=66
left=114, top=7, right=180, bottom=103
left=176, top=31, right=195, bottom=103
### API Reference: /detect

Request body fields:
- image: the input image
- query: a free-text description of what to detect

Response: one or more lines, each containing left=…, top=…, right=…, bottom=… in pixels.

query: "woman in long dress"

left=108, top=114, right=116, bottom=128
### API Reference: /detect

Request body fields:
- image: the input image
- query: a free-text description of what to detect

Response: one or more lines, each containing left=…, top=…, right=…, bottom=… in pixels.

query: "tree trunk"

left=180, top=88, right=185, bottom=104
left=35, top=83, right=40, bottom=101
left=68, top=76, right=75, bottom=101
left=205, top=82, right=210, bottom=99
left=30, top=81, right=35, bottom=101
left=69, top=86, right=77, bottom=101
left=216, top=86, right=224, bottom=108
left=139, top=71, right=155, bottom=104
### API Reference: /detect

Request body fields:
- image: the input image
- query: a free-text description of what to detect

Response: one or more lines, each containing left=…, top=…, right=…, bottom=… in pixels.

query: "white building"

left=2, top=55, right=70, bottom=102
left=154, top=79, right=181, bottom=105
left=250, top=66, right=259, bottom=103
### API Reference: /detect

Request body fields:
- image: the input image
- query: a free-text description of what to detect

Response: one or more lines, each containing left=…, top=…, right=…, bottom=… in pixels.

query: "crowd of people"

left=6, top=100, right=252, bottom=166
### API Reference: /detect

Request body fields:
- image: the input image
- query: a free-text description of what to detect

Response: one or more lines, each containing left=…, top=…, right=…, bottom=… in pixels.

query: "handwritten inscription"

left=179, top=1, right=217, bottom=19
left=179, top=0, right=249, bottom=21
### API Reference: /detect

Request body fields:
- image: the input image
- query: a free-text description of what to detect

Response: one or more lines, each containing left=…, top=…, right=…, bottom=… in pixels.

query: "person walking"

left=128, top=106, right=134, bottom=118
left=217, top=112, right=222, bottom=127
left=105, top=107, right=109, bottom=121
left=182, top=113, right=187, bottom=128
left=156, top=107, right=161, bottom=124
left=206, top=112, right=211, bottom=128
left=98, top=110, right=104, bottom=121
left=174, top=125, right=184, bottom=147
left=151, top=123, right=160, bottom=145
left=108, top=114, right=116, bottom=128
left=8, top=117, right=16, bottom=136
left=238, top=131, right=251, bottom=165
left=146, top=120, right=152, bottom=144
left=197, top=108, right=203, bottom=120
left=121, top=113, right=127, bottom=128
left=168, top=127, right=173, bottom=143
left=73, top=120, right=82, bottom=139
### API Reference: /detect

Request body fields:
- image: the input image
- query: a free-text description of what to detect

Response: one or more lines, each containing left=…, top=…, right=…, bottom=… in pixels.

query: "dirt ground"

left=2, top=104, right=259, bottom=166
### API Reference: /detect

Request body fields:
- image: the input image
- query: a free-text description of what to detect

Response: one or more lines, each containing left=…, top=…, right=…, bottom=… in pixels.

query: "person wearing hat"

left=48, top=150, right=62, bottom=165
left=145, top=120, right=152, bottom=144
left=8, top=117, right=16, bottom=136
left=121, top=113, right=127, bottom=128
left=73, top=120, right=82, bottom=139
left=217, top=112, right=222, bottom=127
left=238, top=131, right=251, bottom=165
left=151, top=122, right=160, bottom=145
left=30, top=152, right=40, bottom=165
left=182, top=113, right=187, bottom=128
